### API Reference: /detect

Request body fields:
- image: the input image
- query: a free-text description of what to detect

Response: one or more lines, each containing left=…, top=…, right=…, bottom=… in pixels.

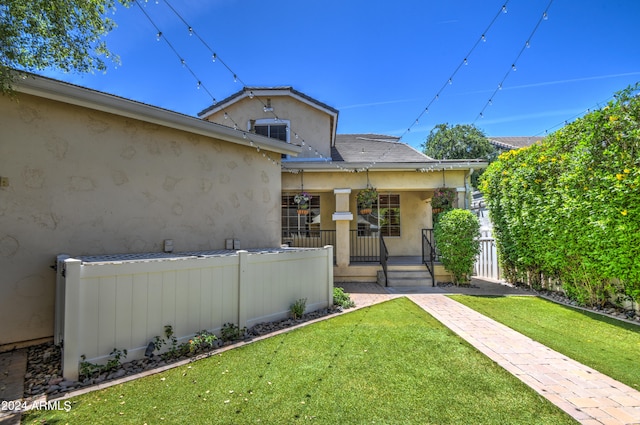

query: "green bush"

left=333, top=287, right=355, bottom=308
left=434, top=209, right=480, bottom=285
left=480, top=84, right=640, bottom=306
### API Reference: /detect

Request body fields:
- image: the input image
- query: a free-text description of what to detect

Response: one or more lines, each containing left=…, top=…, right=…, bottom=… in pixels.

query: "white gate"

left=474, top=228, right=501, bottom=282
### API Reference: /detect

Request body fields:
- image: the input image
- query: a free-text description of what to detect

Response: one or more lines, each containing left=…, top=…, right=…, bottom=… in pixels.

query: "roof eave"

left=16, top=74, right=301, bottom=156
left=282, top=160, right=488, bottom=172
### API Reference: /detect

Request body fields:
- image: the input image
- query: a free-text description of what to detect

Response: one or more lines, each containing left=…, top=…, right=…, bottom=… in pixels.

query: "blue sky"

left=38, top=0, right=640, bottom=150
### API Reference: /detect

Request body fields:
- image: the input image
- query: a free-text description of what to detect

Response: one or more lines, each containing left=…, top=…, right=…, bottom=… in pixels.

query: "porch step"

left=385, top=267, right=433, bottom=287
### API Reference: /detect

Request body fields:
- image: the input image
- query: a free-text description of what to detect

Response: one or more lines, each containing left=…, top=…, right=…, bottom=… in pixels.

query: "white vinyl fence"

left=474, top=228, right=501, bottom=282
left=55, top=247, right=333, bottom=380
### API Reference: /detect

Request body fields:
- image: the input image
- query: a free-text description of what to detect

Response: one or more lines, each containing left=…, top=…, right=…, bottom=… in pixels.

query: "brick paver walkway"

left=340, top=282, right=640, bottom=425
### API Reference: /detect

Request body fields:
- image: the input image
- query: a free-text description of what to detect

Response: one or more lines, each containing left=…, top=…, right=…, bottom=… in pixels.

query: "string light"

left=473, top=0, right=554, bottom=124
left=397, top=0, right=512, bottom=143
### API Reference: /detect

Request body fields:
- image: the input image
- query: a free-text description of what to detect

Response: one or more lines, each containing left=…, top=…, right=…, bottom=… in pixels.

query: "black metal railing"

left=421, top=228, right=435, bottom=286
left=349, top=230, right=380, bottom=262
left=282, top=230, right=336, bottom=264
left=380, top=233, right=389, bottom=286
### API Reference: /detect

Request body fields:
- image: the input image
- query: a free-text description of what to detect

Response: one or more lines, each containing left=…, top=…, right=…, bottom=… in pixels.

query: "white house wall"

left=0, top=93, right=283, bottom=347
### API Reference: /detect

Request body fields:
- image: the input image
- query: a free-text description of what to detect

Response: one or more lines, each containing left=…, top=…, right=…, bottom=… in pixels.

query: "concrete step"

left=384, top=268, right=433, bottom=287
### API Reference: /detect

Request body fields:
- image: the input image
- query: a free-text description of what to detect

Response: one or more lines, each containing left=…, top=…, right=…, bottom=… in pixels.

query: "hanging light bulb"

left=156, top=31, right=162, bottom=41
left=480, top=112, right=484, bottom=118
left=180, top=58, right=185, bottom=67
left=197, top=81, right=201, bottom=89
left=223, top=112, right=228, bottom=120
left=512, top=64, right=517, bottom=71
left=498, top=83, right=503, bottom=90
left=249, top=91, right=254, bottom=99
left=188, top=27, right=193, bottom=36
left=463, top=58, right=468, bottom=65
left=542, top=11, right=548, bottom=20
left=502, top=5, right=507, bottom=13
left=212, top=53, right=217, bottom=62
left=488, top=99, right=493, bottom=105
left=481, top=34, right=486, bottom=42
left=233, top=123, right=238, bottom=130
left=448, top=78, right=453, bottom=85
left=233, top=74, right=238, bottom=83
left=525, top=40, right=531, bottom=48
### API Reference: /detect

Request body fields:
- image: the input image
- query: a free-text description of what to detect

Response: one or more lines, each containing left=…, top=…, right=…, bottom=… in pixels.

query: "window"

left=255, top=123, right=287, bottom=142
left=281, top=193, right=321, bottom=238
left=378, top=194, right=401, bottom=237
left=251, top=118, right=290, bottom=158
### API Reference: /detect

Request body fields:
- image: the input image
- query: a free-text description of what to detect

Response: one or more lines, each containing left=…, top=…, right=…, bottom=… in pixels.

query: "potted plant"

left=357, top=187, right=378, bottom=215
left=294, top=192, right=312, bottom=215
left=431, top=187, right=456, bottom=214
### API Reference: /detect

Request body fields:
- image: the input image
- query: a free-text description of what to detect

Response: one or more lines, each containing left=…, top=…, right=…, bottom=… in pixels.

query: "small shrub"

left=189, top=329, right=217, bottom=354
left=79, top=348, right=127, bottom=378
left=333, top=287, right=355, bottom=308
left=434, top=209, right=480, bottom=285
left=290, top=298, right=307, bottom=319
left=220, top=323, right=247, bottom=342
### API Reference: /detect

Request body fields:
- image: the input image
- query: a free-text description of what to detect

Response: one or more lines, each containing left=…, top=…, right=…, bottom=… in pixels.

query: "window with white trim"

left=358, top=194, right=400, bottom=237
left=281, top=193, right=321, bottom=238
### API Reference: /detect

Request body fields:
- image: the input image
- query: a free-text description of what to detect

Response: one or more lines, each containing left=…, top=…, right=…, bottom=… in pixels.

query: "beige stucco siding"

left=205, top=96, right=333, bottom=159
left=0, top=93, right=283, bottom=347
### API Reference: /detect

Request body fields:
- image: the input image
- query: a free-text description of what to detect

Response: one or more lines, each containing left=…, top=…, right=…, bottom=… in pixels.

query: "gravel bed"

left=23, top=306, right=342, bottom=399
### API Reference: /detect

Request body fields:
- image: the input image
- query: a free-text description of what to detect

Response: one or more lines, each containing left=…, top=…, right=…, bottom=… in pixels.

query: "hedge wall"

left=480, top=84, right=640, bottom=307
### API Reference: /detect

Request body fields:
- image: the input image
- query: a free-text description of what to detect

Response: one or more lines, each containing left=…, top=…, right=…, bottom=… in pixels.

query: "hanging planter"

left=357, top=187, right=378, bottom=215
left=432, top=187, right=456, bottom=214
left=294, top=192, right=312, bottom=215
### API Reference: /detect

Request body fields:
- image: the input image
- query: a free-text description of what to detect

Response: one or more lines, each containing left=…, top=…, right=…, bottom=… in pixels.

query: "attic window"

left=255, top=123, right=287, bottom=142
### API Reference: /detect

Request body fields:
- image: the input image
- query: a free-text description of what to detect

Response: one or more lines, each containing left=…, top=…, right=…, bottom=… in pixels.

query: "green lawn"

left=23, top=298, right=575, bottom=424
left=450, top=295, right=640, bottom=391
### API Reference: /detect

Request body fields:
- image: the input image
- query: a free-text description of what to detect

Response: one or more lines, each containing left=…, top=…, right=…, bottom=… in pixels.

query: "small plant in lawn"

left=333, top=287, right=355, bottom=308
left=290, top=298, right=307, bottom=319
left=220, top=322, right=247, bottom=342
left=434, top=209, right=480, bottom=285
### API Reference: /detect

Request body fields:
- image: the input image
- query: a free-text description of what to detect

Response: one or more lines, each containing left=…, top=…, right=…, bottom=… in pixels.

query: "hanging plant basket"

left=294, top=192, right=312, bottom=216
left=432, top=207, right=444, bottom=214
left=432, top=187, right=456, bottom=212
left=357, top=187, right=378, bottom=214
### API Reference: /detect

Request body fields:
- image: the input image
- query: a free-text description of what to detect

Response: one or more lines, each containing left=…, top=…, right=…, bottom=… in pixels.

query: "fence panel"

left=58, top=248, right=332, bottom=380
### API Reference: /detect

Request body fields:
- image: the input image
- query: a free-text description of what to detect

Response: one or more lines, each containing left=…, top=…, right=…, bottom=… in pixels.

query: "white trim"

left=333, top=188, right=352, bottom=194
left=332, top=212, right=354, bottom=221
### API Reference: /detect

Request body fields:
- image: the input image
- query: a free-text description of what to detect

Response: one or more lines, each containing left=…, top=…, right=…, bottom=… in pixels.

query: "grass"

left=23, top=298, right=575, bottom=424
left=450, top=295, right=640, bottom=391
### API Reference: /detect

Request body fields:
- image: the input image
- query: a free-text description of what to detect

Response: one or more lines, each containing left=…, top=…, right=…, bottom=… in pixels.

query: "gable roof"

left=14, top=74, right=301, bottom=156
left=332, top=134, right=432, bottom=162
left=198, top=86, right=339, bottom=118
left=489, top=136, right=543, bottom=150
left=198, top=86, right=339, bottom=146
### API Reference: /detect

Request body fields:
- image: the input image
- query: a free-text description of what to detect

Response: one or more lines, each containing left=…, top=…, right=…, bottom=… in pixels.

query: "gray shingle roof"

left=489, top=136, right=543, bottom=150
left=332, top=134, right=432, bottom=162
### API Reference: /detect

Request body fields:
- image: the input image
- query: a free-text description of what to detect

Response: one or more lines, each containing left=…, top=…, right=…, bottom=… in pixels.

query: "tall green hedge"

left=480, top=84, right=640, bottom=306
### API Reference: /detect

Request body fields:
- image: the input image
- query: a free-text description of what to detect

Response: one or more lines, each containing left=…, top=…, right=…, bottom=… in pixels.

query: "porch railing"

left=283, top=230, right=336, bottom=264
left=421, top=228, right=436, bottom=286
left=349, top=230, right=380, bottom=262
left=380, top=233, right=389, bottom=286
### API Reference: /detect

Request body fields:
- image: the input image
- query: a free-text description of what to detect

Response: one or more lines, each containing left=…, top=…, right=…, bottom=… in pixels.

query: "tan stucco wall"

left=204, top=96, right=333, bottom=159
left=0, top=93, right=283, bottom=347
